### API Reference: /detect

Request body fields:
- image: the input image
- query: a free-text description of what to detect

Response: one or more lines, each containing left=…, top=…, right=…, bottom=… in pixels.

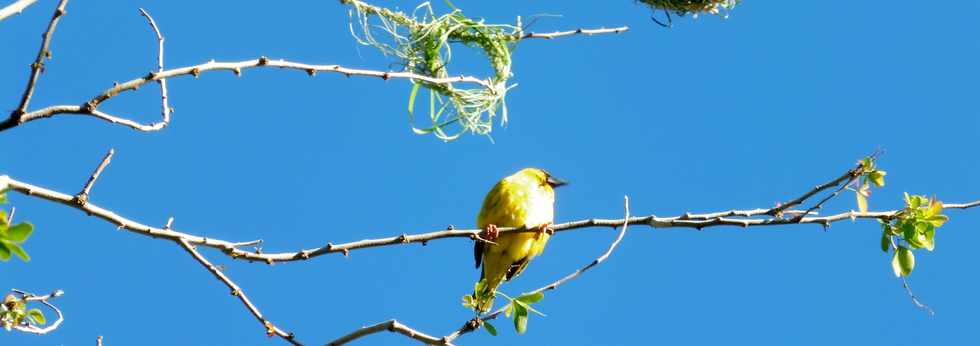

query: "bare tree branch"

left=0, top=0, right=37, bottom=21
left=11, top=0, right=68, bottom=116
left=1, top=167, right=977, bottom=266
left=518, top=26, right=629, bottom=40
left=327, top=319, right=451, bottom=346
left=176, top=238, right=301, bottom=345
left=1, top=154, right=977, bottom=344
left=0, top=58, right=495, bottom=133
left=8, top=289, right=65, bottom=335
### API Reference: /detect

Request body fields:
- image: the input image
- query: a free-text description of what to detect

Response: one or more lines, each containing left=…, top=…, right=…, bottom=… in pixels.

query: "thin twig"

left=444, top=196, right=632, bottom=343
left=901, top=276, right=935, bottom=315
left=535, top=195, right=630, bottom=293
left=767, top=162, right=864, bottom=216
left=327, top=319, right=452, bottom=346
left=518, top=26, right=629, bottom=39
left=75, top=148, right=114, bottom=204
left=12, top=0, right=68, bottom=115
left=9, top=289, right=65, bottom=335
left=175, top=238, right=301, bottom=345
left=0, top=0, right=38, bottom=21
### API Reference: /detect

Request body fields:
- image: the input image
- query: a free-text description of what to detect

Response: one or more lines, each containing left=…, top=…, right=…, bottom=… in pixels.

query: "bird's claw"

left=537, top=222, right=555, bottom=235
left=481, top=224, right=500, bottom=242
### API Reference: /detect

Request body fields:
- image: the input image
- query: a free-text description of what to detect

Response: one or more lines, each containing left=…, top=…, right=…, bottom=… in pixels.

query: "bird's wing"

left=475, top=180, right=507, bottom=269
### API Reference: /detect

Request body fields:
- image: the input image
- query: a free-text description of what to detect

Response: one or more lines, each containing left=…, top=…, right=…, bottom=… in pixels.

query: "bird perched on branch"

left=471, top=168, right=566, bottom=313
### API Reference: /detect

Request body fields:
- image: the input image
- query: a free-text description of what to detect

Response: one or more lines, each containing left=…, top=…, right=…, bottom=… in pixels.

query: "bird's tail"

left=473, top=275, right=504, bottom=313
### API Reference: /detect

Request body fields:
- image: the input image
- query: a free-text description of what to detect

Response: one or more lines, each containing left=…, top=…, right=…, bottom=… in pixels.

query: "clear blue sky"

left=3, top=1, right=979, bottom=345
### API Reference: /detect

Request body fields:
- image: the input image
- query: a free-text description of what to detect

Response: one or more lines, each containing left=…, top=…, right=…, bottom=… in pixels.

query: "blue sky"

left=2, top=0, right=979, bottom=345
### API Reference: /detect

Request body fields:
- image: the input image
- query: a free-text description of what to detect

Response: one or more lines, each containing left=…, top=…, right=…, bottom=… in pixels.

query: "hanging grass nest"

left=343, top=0, right=519, bottom=141
left=640, top=0, right=739, bottom=18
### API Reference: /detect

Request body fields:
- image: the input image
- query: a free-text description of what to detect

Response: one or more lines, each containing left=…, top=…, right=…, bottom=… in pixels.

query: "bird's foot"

left=536, top=222, right=555, bottom=235
left=481, top=224, right=500, bottom=242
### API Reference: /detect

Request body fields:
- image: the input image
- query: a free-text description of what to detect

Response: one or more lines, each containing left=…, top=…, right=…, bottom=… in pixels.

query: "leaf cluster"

left=0, top=294, right=46, bottom=331
left=0, top=191, right=34, bottom=262
left=880, top=193, right=948, bottom=277
left=499, top=291, right=545, bottom=335
left=462, top=282, right=546, bottom=336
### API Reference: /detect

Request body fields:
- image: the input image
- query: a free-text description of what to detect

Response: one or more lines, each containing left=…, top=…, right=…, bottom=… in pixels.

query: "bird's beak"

left=546, top=175, right=568, bottom=188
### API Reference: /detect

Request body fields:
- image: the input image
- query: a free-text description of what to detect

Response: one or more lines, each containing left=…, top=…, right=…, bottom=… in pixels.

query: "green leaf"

left=512, top=299, right=546, bottom=317
left=891, top=251, right=901, bottom=277
left=861, top=157, right=874, bottom=171
left=4, top=223, right=32, bottom=243
left=896, top=246, right=915, bottom=276
left=0, top=210, right=6, bottom=226
left=868, top=170, right=886, bottom=187
left=462, top=294, right=475, bottom=309
left=900, top=221, right=918, bottom=248
left=906, top=194, right=919, bottom=209
left=922, top=227, right=936, bottom=251
left=513, top=302, right=528, bottom=335
left=504, top=301, right=513, bottom=318
left=483, top=321, right=497, bottom=336
left=903, top=222, right=926, bottom=249
left=515, top=314, right=528, bottom=335
left=925, top=200, right=943, bottom=218
left=855, top=189, right=868, bottom=213
left=925, top=215, right=948, bottom=228
left=909, top=195, right=929, bottom=210
left=516, top=292, right=544, bottom=304
left=880, top=230, right=891, bottom=253
left=7, top=243, right=29, bottom=262
left=27, top=308, right=45, bottom=325
left=0, top=243, right=11, bottom=261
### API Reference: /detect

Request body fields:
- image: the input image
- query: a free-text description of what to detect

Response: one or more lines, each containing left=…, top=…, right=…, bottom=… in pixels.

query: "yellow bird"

left=472, top=168, right=566, bottom=313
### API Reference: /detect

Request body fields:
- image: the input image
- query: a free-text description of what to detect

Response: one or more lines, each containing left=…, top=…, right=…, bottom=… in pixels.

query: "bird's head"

left=515, top=168, right=567, bottom=189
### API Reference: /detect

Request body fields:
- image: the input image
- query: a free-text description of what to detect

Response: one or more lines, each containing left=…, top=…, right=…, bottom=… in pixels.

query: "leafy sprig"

left=854, top=156, right=887, bottom=213
left=0, top=189, right=34, bottom=263
left=1, top=294, right=46, bottom=331
left=500, top=291, right=545, bottom=335
left=880, top=193, right=948, bottom=277
left=462, top=282, right=546, bottom=335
